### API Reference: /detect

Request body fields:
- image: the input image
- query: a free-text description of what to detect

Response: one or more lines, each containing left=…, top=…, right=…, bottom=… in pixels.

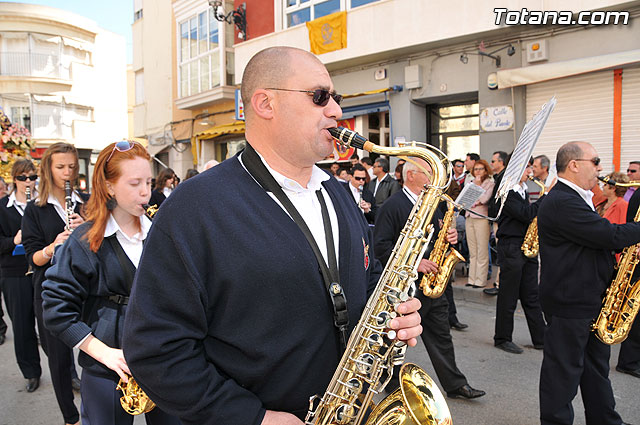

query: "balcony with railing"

left=0, top=52, right=71, bottom=79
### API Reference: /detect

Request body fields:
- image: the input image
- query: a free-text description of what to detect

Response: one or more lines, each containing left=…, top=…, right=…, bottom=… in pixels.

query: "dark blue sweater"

left=0, top=196, right=29, bottom=277
left=538, top=182, right=640, bottom=318
left=496, top=189, right=544, bottom=244
left=42, top=222, right=135, bottom=379
left=122, top=153, right=382, bottom=425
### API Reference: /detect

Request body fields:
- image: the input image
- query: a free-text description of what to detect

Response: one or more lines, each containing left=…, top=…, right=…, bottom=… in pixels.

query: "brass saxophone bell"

left=366, top=363, right=452, bottom=425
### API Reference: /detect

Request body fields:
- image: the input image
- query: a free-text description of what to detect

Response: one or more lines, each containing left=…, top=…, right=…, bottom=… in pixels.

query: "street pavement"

left=1, top=273, right=638, bottom=424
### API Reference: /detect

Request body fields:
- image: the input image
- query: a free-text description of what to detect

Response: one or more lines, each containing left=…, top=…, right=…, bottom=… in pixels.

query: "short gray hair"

left=534, top=155, right=550, bottom=171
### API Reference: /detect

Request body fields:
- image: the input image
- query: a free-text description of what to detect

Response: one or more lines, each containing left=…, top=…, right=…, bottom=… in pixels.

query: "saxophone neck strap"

left=241, top=143, right=348, bottom=351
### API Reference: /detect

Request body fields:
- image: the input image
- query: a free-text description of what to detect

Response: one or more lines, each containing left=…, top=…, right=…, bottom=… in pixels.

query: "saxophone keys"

left=335, top=404, right=356, bottom=424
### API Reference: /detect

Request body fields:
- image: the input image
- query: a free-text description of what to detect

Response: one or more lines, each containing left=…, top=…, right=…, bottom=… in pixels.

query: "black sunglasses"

left=15, top=175, right=38, bottom=182
left=574, top=157, right=601, bottom=166
left=353, top=176, right=367, bottom=181
left=628, top=168, right=639, bottom=173
left=265, top=88, right=343, bottom=106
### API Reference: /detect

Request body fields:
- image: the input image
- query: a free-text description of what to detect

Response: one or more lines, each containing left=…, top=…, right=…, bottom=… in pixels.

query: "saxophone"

left=305, top=127, right=451, bottom=425
left=521, top=177, right=546, bottom=258
left=420, top=195, right=465, bottom=298
left=142, top=204, right=158, bottom=220
left=116, top=376, right=156, bottom=415
left=64, top=180, right=74, bottom=232
left=593, top=177, right=640, bottom=345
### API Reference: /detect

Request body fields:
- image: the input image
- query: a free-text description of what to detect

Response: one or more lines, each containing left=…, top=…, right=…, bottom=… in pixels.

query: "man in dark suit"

left=366, top=157, right=400, bottom=208
left=538, top=141, right=640, bottom=425
left=341, top=164, right=375, bottom=224
left=493, top=159, right=545, bottom=354
left=616, top=184, right=640, bottom=379
left=374, top=157, right=485, bottom=400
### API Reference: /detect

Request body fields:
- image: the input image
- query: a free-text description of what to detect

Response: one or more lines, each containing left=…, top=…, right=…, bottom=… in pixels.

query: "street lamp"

left=208, top=1, right=247, bottom=40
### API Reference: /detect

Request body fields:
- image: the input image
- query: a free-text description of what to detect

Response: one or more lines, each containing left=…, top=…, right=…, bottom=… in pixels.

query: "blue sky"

left=4, top=0, right=134, bottom=62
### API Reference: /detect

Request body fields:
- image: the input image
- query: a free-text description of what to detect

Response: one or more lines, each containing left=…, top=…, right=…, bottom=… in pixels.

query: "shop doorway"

left=427, top=102, right=479, bottom=162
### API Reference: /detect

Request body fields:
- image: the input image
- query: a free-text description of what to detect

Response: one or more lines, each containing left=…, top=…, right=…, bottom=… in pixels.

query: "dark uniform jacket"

left=538, top=181, right=640, bottom=319
left=374, top=189, right=446, bottom=266
left=366, top=174, right=400, bottom=208
left=0, top=196, right=29, bottom=277
left=122, top=153, right=382, bottom=425
left=41, top=223, right=136, bottom=379
left=22, top=195, right=87, bottom=301
left=496, top=188, right=544, bottom=244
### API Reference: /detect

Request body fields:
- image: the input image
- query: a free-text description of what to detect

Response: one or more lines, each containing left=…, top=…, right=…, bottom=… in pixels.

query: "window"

left=135, top=71, right=144, bottom=105
left=10, top=106, right=31, bottom=132
left=428, top=102, right=479, bottom=161
left=284, top=0, right=379, bottom=28
left=134, top=0, right=143, bottom=22
left=178, top=5, right=231, bottom=98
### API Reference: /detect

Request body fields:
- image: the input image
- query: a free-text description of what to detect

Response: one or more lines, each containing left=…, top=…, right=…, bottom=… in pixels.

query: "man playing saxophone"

left=492, top=158, right=546, bottom=355
left=122, top=47, right=423, bottom=425
left=538, top=142, right=640, bottom=425
left=374, top=158, right=485, bottom=400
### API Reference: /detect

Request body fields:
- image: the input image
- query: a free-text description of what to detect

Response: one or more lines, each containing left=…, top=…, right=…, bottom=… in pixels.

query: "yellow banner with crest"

left=306, top=11, right=347, bottom=55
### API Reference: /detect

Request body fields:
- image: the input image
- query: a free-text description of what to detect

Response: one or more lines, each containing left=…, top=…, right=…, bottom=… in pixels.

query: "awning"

left=497, top=49, right=640, bottom=89
left=340, top=101, right=390, bottom=120
left=191, top=121, right=246, bottom=167
left=195, top=121, right=245, bottom=141
left=342, top=86, right=402, bottom=99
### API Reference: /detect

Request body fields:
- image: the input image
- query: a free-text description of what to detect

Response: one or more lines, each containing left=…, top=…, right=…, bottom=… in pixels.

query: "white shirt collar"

left=258, top=152, right=329, bottom=193
left=558, top=177, right=595, bottom=211
left=512, top=182, right=527, bottom=200
left=403, top=185, right=419, bottom=205
left=46, top=191, right=84, bottom=207
left=6, top=191, right=26, bottom=209
left=104, top=213, right=151, bottom=243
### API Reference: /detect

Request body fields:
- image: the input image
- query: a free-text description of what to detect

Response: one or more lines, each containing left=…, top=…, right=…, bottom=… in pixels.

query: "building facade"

left=230, top=0, right=639, bottom=173
left=133, top=0, right=243, bottom=180
left=0, top=2, right=128, bottom=185
left=135, top=0, right=640, bottom=176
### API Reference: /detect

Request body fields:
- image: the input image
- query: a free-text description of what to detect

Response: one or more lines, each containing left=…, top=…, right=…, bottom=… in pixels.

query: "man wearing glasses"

left=538, top=142, right=640, bottom=425
left=623, top=161, right=639, bottom=202
left=342, top=164, right=375, bottom=224
left=452, top=159, right=465, bottom=186
left=123, top=47, right=423, bottom=425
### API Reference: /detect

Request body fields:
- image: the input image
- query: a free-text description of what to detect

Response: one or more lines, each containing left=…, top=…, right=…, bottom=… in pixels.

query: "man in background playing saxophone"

left=538, top=141, right=640, bottom=425
left=122, top=46, right=423, bottom=425
left=374, top=157, right=485, bottom=400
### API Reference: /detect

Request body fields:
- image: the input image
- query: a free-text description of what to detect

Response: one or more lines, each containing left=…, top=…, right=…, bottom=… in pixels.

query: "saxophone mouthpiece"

left=328, top=127, right=368, bottom=150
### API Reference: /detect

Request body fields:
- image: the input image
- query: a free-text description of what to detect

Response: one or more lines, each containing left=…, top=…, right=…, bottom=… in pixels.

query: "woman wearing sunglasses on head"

left=0, top=159, right=42, bottom=393
left=41, top=141, right=181, bottom=425
left=22, top=142, right=87, bottom=425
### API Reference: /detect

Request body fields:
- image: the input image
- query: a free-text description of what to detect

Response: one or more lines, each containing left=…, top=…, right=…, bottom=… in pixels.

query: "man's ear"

left=251, top=89, right=274, bottom=120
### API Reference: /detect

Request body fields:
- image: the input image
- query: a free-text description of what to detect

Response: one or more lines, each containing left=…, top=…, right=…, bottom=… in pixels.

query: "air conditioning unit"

left=526, top=40, right=549, bottom=63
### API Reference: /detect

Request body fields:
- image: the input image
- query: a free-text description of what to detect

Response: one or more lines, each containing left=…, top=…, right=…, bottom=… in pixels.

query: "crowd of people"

left=0, top=45, right=638, bottom=425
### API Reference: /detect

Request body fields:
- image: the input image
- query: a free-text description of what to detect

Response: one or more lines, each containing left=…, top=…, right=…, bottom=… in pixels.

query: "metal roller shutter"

left=525, top=70, right=614, bottom=174
left=621, top=67, right=640, bottom=169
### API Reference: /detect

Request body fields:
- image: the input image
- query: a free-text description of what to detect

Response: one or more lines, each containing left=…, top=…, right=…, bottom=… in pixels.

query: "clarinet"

left=64, top=181, right=74, bottom=232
